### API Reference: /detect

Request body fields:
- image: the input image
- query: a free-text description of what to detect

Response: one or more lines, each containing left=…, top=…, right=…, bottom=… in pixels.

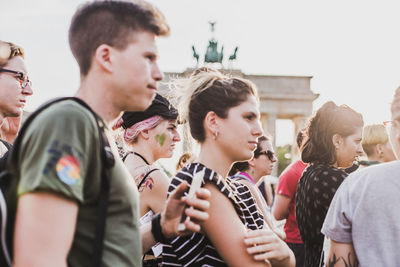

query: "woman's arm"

left=325, top=240, right=358, bottom=267
left=202, top=183, right=291, bottom=267
left=272, top=194, right=291, bottom=220
left=257, top=177, right=274, bottom=207
left=141, top=170, right=170, bottom=214
left=240, top=179, right=285, bottom=240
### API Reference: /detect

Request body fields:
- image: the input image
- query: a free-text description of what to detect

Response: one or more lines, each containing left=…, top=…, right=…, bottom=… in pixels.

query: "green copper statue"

left=204, top=21, right=223, bottom=63
left=191, top=21, right=238, bottom=65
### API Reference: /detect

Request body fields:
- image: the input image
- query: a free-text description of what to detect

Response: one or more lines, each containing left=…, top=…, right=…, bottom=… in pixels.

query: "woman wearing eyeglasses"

left=0, top=40, right=33, bottom=153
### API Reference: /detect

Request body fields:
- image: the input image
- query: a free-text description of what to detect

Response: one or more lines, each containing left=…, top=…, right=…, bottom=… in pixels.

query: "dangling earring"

left=213, top=131, right=219, bottom=140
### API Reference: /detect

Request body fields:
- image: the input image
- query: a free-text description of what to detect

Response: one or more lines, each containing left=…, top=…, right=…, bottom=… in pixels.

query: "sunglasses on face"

left=258, top=150, right=275, bottom=161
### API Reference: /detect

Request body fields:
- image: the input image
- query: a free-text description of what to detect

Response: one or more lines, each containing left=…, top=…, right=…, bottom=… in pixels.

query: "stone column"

left=261, top=113, right=277, bottom=147
left=261, top=113, right=278, bottom=176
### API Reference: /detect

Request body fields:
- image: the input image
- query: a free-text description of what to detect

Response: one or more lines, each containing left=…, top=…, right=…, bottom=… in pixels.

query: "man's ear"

left=376, top=143, right=383, bottom=157
left=93, top=44, right=113, bottom=73
left=204, top=111, right=220, bottom=138
left=332, top=134, right=343, bottom=150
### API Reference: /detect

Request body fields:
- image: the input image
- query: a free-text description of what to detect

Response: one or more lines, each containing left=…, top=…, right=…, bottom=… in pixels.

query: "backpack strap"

left=10, top=97, right=114, bottom=267
left=0, top=140, right=12, bottom=152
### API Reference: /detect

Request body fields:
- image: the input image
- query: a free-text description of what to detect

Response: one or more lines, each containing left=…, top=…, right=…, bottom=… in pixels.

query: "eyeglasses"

left=0, top=68, right=32, bottom=89
left=259, top=150, right=276, bottom=161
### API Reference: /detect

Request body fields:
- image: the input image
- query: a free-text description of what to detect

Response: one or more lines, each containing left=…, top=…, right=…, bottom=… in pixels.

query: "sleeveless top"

left=162, top=163, right=264, bottom=267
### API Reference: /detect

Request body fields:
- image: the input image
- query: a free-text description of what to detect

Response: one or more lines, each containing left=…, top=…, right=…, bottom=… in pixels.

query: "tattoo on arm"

left=327, top=254, right=340, bottom=267
left=134, top=166, right=156, bottom=192
left=327, top=253, right=359, bottom=267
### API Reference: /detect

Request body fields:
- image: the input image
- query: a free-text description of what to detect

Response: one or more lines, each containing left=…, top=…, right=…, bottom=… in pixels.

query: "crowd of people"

left=1, top=0, right=400, bottom=267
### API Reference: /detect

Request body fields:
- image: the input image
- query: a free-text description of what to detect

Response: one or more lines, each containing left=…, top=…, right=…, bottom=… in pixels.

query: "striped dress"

left=162, top=163, right=264, bottom=266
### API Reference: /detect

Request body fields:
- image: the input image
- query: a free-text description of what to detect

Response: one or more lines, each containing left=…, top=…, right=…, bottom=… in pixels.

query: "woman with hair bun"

left=162, top=68, right=295, bottom=266
left=296, top=101, right=364, bottom=267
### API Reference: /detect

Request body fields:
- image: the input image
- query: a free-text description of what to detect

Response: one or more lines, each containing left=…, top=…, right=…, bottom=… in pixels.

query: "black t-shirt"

left=296, top=163, right=348, bottom=267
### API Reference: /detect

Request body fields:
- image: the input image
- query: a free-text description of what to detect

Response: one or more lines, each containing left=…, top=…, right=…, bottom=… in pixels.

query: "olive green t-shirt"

left=17, top=100, right=141, bottom=267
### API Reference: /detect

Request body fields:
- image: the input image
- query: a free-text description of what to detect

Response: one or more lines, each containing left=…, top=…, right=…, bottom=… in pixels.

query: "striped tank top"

left=162, top=163, right=264, bottom=266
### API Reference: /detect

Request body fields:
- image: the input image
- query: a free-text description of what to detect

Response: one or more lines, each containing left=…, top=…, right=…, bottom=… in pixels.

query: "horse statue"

left=204, top=39, right=224, bottom=63
left=229, top=46, right=238, bottom=61
left=192, top=45, right=199, bottom=63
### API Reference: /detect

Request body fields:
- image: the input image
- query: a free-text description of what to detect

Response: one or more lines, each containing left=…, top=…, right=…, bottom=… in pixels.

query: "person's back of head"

left=301, top=101, right=364, bottom=165
left=176, top=152, right=194, bottom=171
left=296, top=129, right=305, bottom=149
left=68, top=0, right=170, bottom=76
left=361, top=124, right=389, bottom=158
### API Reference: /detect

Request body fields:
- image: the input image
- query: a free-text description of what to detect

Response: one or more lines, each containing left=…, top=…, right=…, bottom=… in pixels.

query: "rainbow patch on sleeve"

left=56, top=155, right=81, bottom=185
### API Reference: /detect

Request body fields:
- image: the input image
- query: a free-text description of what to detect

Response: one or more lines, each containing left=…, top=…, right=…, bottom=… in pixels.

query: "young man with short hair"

left=13, top=2, right=209, bottom=266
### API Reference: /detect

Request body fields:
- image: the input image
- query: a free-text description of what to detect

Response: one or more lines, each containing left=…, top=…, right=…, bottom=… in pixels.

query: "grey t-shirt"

left=321, top=161, right=400, bottom=266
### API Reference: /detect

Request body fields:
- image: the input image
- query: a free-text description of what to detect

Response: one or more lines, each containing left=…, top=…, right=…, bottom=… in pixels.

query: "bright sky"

left=2, top=0, right=400, bottom=148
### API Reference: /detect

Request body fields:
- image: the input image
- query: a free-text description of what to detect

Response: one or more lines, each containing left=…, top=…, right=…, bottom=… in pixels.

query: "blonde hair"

left=362, top=124, right=389, bottom=156
left=0, top=41, right=24, bottom=66
left=176, top=152, right=195, bottom=171
left=169, top=67, right=258, bottom=142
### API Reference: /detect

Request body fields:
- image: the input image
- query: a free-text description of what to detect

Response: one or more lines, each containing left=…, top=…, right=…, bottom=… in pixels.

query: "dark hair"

left=296, top=130, right=305, bottom=149
left=69, top=0, right=170, bottom=76
left=228, top=136, right=269, bottom=176
left=176, top=68, right=258, bottom=143
left=301, top=101, right=364, bottom=165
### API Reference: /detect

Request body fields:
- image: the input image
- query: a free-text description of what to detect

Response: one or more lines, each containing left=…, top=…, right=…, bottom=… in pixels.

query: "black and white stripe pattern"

left=162, top=163, right=264, bottom=266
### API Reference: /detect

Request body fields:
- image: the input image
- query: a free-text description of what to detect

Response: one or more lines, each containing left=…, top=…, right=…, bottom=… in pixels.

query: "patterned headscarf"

left=113, top=115, right=163, bottom=144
